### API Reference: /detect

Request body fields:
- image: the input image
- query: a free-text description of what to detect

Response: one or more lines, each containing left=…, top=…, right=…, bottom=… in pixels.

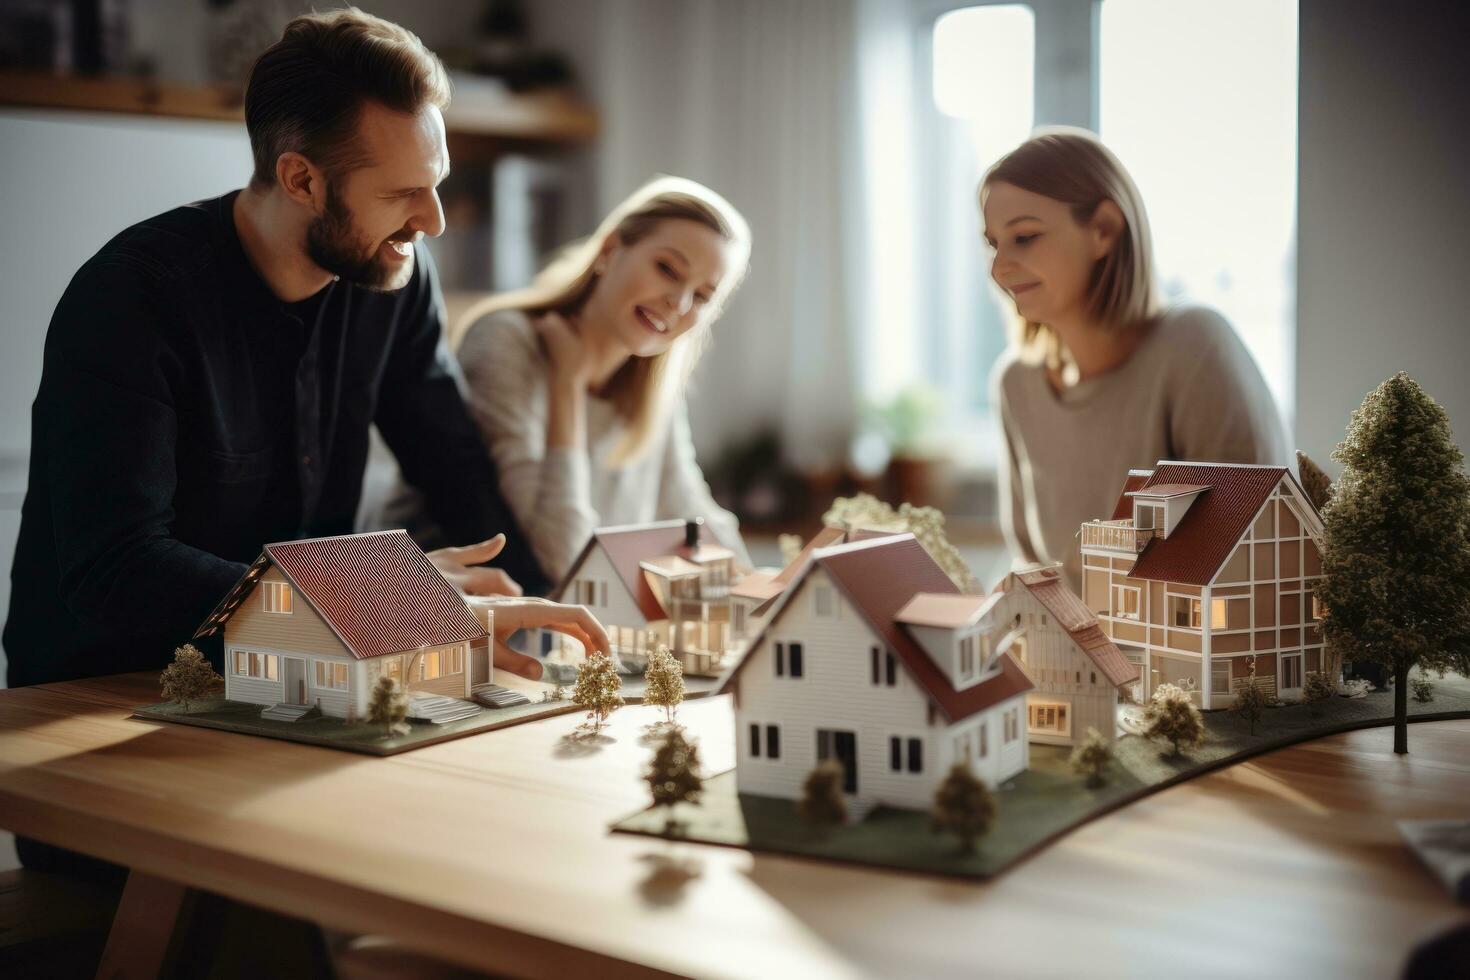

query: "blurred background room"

left=2, top=0, right=1468, bottom=685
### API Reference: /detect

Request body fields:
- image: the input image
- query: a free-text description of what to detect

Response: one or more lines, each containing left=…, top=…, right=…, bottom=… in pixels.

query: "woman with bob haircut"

left=982, top=128, right=1288, bottom=591
left=380, top=176, right=752, bottom=584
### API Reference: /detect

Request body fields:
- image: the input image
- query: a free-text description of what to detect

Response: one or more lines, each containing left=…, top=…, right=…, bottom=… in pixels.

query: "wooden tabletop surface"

left=0, top=672, right=1466, bottom=979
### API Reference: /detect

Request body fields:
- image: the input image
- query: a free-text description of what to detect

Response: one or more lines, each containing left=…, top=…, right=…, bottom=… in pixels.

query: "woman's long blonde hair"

left=979, top=127, right=1158, bottom=366
left=455, top=176, right=751, bottom=466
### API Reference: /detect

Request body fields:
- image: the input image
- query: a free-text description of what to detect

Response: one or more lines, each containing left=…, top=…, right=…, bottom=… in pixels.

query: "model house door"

left=1281, top=653, right=1303, bottom=696
left=284, top=658, right=307, bottom=705
left=816, top=729, right=858, bottom=794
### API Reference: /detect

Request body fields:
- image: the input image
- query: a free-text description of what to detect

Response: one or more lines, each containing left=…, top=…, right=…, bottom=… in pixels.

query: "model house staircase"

left=259, top=703, right=319, bottom=723
left=470, top=683, right=532, bottom=708
left=406, top=694, right=482, bottom=724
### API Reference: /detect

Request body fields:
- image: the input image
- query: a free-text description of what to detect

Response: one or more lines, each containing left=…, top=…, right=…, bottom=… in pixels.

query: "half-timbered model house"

left=720, top=534, right=1033, bottom=813
left=990, top=565, right=1139, bottom=746
left=195, top=530, right=490, bottom=723
left=1079, top=461, right=1327, bottom=710
left=538, top=519, right=740, bottom=676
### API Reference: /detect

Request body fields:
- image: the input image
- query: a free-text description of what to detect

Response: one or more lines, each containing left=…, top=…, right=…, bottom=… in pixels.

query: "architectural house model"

left=1079, top=461, right=1327, bottom=709
left=538, top=519, right=744, bottom=676
left=991, top=565, right=1139, bottom=746
left=194, top=530, right=491, bottom=723
left=719, top=534, right=1033, bottom=812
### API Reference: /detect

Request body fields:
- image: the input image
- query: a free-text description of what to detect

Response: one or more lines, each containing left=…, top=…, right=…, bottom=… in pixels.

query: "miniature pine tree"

left=1296, top=449, right=1333, bottom=514
left=644, top=728, right=703, bottom=834
left=160, top=643, right=222, bottom=713
left=1068, top=727, right=1113, bottom=788
left=367, top=675, right=410, bottom=736
left=572, top=651, right=625, bottom=733
left=1229, top=657, right=1270, bottom=736
left=931, top=763, right=995, bottom=853
left=1143, top=682, right=1206, bottom=757
left=797, top=761, right=848, bottom=834
left=1315, top=373, right=1470, bottom=755
left=642, top=643, right=685, bottom=726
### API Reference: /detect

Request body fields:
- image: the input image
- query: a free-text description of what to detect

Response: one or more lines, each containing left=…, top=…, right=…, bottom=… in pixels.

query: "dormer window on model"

left=1126, top=483, right=1211, bottom=540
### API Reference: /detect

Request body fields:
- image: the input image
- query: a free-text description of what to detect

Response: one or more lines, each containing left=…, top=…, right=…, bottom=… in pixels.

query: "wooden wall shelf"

left=0, top=71, right=598, bottom=151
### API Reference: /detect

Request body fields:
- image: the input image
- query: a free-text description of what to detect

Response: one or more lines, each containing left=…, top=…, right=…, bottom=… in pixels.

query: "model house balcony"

left=1080, top=519, right=1158, bottom=554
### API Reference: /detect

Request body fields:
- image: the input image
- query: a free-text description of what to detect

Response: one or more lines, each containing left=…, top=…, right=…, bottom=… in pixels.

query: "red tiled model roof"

left=1110, top=470, right=1153, bottom=520
left=721, top=535, right=1034, bottom=724
left=1128, top=483, right=1211, bottom=498
left=1009, top=566, right=1138, bottom=687
left=1127, top=462, right=1289, bottom=585
left=196, top=530, right=485, bottom=660
left=557, top=520, right=722, bottom=621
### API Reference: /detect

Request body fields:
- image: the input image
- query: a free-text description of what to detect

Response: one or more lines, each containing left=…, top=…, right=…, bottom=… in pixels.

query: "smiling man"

left=3, top=10, right=607, bottom=704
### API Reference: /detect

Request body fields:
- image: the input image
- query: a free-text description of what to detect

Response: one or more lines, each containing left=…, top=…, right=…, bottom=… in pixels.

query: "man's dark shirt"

left=4, top=191, right=547, bottom=688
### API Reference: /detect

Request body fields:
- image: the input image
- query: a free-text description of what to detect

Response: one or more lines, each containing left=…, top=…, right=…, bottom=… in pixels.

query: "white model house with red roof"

left=538, top=519, right=741, bottom=675
left=719, top=534, right=1033, bottom=811
left=989, top=565, right=1138, bottom=746
left=1079, top=461, right=1326, bottom=709
left=194, top=530, right=490, bottom=722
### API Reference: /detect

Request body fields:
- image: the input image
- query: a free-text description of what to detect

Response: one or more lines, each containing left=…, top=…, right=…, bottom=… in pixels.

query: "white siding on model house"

left=932, top=694, right=1029, bottom=787
left=733, top=568, right=950, bottom=810
left=988, top=587, right=1120, bottom=746
left=541, top=545, right=651, bottom=658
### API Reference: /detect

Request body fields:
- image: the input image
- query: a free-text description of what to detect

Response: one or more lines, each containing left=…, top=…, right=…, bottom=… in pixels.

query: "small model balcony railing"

left=1080, top=519, right=1158, bottom=554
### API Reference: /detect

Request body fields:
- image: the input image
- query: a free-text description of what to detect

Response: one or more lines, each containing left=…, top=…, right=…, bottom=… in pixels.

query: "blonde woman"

left=384, top=176, right=753, bottom=584
left=982, top=129, right=1288, bottom=591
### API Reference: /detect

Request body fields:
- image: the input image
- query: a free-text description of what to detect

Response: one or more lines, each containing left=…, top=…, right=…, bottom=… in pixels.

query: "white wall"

left=1297, top=2, right=1470, bottom=472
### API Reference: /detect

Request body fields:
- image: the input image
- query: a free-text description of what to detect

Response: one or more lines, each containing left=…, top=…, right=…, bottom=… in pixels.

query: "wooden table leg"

left=95, top=870, right=193, bottom=980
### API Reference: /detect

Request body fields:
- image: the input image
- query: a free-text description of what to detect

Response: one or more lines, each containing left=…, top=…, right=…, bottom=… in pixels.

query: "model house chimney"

left=684, top=517, right=703, bottom=548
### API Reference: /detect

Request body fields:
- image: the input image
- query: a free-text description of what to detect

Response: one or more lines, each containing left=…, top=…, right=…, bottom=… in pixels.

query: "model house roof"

left=558, top=520, right=724, bottom=621
left=1126, top=482, right=1211, bottom=499
left=1007, top=566, right=1138, bottom=687
left=721, top=535, right=1033, bottom=724
left=195, top=530, right=486, bottom=660
left=1110, top=470, right=1153, bottom=520
left=894, top=592, right=1000, bottom=630
left=1125, top=462, right=1297, bottom=585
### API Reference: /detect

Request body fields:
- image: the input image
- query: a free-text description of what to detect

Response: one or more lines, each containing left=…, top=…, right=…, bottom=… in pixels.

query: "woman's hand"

left=427, top=534, right=523, bottom=597
left=534, top=312, right=591, bottom=391
left=468, top=595, right=612, bottom=681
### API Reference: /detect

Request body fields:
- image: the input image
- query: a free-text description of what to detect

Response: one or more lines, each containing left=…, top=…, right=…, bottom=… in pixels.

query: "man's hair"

left=244, top=7, right=451, bottom=190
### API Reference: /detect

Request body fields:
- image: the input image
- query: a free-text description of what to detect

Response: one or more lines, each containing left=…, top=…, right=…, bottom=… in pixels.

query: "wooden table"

left=0, top=673, right=1466, bottom=979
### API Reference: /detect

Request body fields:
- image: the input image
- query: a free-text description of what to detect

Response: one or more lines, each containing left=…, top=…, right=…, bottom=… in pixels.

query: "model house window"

left=314, top=661, right=347, bottom=690
left=417, top=651, right=442, bottom=681
left=446, top=645, right=464, bottom=675
left=775, top=643, right=785, bottom=676
left=749, top=723, right=761, bottom=757
left=789, top=643, right=804, bottom=678
left=870, top=646, right=881, bottom=684
left=1208, top=597, right=1249, bottom=631
left=766, top=725, right=781, bottom=759
left=1282, top=654, right=1302, bottom=690
left=1004, top=708, right=1019, bottom=743
left=885, top=651, right=897, bottom=687
left=890, top=736, right=902, bottom=771
left=775, top=642, right=803, bottom=678
left=907, top=738, right=923, bottom=773
left=573, top=580, right=598, bottom=606
left=1090, top=671, right=1097, bottom=685
left=262, top=581, right=293, bottom=614
left=1308, top=590, right=1324, bottom=621
left=980, top=723, right=988, bottom=757
left=385, top=658, right=402, bottom=683
left=1114, top=585, right=1141, bottom=620
left=234, top=651, right=278, bottom=680
left=959, top=635, right=975, bottom=678
left=1136, top=504, right=1161, bottom=530
left=1027, top=703, right=1068, bottom=735
left=814, top=585, right=834, bottom=617
left=1211, top=662, right=1231, bottom=696
left=734, top=604, right=746, bottom=634
left=1170, top=596, right=1202, bottom=629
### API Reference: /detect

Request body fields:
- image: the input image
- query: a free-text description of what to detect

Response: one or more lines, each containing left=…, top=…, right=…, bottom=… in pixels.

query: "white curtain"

left=582, top=0, right=899, bottom=473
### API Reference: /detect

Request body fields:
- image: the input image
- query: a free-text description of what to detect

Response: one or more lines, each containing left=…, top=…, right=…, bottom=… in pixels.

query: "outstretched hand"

left=427, top=534, right=523, bottom=597
left=469, top=596, right=613, bottom=682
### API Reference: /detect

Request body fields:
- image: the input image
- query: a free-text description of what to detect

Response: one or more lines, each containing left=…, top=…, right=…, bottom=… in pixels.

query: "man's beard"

left=305, top=183, right=413, bottom=293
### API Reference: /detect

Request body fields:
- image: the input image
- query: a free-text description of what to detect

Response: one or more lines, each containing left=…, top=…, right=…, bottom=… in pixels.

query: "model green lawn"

left=614, top=672, right=1470, bottom=878
left=134, top=673, right=721, bottom=756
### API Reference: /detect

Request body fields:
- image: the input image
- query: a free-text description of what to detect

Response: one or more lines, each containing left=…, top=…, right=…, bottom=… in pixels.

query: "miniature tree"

left=1315, top=373, right=1470, bottom=755
left=644, top=728, right=703, bottom=834
left=797, top=761, right=848, bottom=834
left=1411, top=674, right=1435, bottom=704
left=1302, top=670, right=1337, bottom=715
left=367, top=675, right=410, bottom=736
left=1229, top=658, right=1270, bottom=736
left=160, top=643, right=222, bottom=713
left=822, top=493, right=981, bottom=593
left=642, top=643, right=685, bottom=726
left=1143, top=682, right=1206, bottom=757
left=931, top=764, right=995, bottom=854
left=1296, top=449, right=1333, bottom=514
left=1069, top=727, right=1114, bottom=788
left=572, top=651, right=625, bottom=734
